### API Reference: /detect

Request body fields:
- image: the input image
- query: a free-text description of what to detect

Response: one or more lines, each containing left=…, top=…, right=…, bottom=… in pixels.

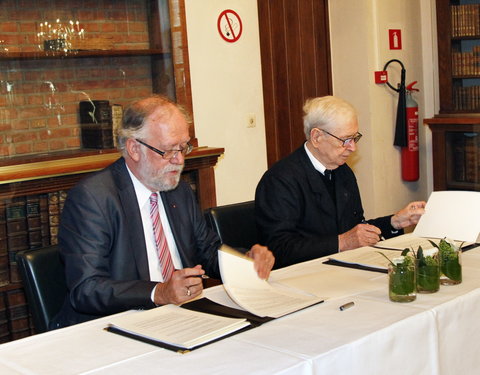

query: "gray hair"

left=303, top=96, right=357, bottom=140
left=116, top=95, right=190, bottom=155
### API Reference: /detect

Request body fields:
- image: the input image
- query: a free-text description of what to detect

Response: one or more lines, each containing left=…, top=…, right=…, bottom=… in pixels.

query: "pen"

left=193, top=274, right=210, bottom=279
left=361, top=219, right=385, bottom=241
left=339, top=301, right=355, bottom=311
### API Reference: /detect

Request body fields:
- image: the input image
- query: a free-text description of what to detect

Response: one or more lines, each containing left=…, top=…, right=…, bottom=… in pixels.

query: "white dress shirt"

left=126, top=165, right=183, bottom=282
left=304, top=142, right=329, bottom=175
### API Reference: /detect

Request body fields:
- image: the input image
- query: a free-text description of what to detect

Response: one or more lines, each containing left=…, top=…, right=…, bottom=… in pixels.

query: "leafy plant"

left=429, top=238, right=463, bottom=283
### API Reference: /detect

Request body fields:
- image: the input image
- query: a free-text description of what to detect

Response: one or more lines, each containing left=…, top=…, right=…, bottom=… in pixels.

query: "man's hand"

left=245, top=244, right=275, bottom=279
left=153, top=265, right=205, bottom=305
left=391, top=201, right=426, bottom=230
left=338, top=222, right=382, bottom=251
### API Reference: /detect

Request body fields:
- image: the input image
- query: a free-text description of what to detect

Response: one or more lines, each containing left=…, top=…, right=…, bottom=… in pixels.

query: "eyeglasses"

left=135, top=139, right=193, bottom=160
left=319, top=129, right=362, bottom=147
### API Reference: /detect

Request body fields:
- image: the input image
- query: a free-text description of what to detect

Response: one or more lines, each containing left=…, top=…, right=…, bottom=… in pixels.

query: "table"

left=1, top=247, right=479, bottom=375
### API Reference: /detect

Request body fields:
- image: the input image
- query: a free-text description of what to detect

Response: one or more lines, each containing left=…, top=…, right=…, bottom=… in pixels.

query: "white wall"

left=185, top=0, right=267, bottom=206
left=329, top=0, right=435, bottom=219
left=186, top=0, right=437, bottom=213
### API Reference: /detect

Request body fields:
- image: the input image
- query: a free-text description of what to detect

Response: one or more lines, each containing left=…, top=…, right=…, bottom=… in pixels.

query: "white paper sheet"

left=413, top=190, right=480, bottom=242
left=218, top=246, right=324, bottom=318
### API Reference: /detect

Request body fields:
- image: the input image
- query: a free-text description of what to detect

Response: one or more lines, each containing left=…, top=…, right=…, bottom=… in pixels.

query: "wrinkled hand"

left=153, top=265, right=204, bottom=305
left=391, top=201, right=426, bottom=230
left=245, top=244, right=275, bottom=279
left=338, top=223, right=382, bottom=251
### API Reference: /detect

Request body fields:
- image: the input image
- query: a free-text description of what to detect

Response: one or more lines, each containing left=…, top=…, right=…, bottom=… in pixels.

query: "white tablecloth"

left=1, top=247, right=479, bottom=375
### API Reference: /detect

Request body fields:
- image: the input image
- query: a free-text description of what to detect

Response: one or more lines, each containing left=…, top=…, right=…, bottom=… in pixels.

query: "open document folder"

left=106, top=305, right=250, bottom=352
left=218, top=245, right=324, bottom=318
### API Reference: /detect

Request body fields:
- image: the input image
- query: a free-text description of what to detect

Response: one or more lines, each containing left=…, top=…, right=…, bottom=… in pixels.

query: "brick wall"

left=0, top=0, right=159, bottom=157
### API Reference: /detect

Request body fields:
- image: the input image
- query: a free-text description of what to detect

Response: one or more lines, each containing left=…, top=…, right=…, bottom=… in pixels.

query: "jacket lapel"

left=298, top=148, right=337, bottom=216
left=111, top=158, right=150, bottom=280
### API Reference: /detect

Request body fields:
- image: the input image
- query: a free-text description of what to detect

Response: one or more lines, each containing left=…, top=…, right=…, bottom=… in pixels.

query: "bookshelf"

left=0, top=0, right=224, bottom=341
left=424, top=1, right=480, bottom=192
left=437, top=0, right=480, bottom=113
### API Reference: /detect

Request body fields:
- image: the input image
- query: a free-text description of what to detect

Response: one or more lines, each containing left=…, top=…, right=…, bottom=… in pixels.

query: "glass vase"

left=388, top=259, right=416, bottom=302
left=439, top=248, right=462, bottom=285
left=415, top=256, right=440, bottom=293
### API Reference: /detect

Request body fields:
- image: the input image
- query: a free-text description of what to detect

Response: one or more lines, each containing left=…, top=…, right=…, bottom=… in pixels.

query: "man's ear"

left=310, top=127, right=322, bottom=147
left=126, top=138, right=142, bottom=162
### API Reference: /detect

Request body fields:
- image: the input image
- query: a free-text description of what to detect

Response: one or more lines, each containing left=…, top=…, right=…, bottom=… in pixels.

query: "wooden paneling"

left=258, top=0, right=332, bottom=166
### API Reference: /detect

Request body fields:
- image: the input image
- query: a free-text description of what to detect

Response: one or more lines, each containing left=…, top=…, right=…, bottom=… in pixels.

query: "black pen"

left=339, top=301, right=355, bottom=311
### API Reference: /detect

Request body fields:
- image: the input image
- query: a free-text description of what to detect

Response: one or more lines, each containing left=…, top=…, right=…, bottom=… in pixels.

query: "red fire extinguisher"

left=401, top=81, right=419, bottom=181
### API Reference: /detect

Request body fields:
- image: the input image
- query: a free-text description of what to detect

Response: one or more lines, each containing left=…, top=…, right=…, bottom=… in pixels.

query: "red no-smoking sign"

left=217, top=9, right=243, bottom=43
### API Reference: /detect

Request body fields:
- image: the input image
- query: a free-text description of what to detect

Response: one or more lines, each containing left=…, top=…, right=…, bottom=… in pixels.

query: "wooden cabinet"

left=426, top=1, right=480, bottom=192
left=0, top=0, right=224, bottom=341
left=425, top=117, right=480, bottom=191
left=436, top=0, right=480, bottom=113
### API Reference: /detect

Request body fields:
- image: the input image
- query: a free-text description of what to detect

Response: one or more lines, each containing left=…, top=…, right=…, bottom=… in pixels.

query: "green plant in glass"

left=414, top=246, right=440, bottom=294
left=429, top=238, right=463, bottom=285
left=378, top=249, right=416, bottom=302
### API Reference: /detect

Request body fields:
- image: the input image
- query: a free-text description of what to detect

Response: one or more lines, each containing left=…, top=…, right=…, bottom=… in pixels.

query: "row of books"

left=451, top=4, right=480, bottom=37
left=451, top=132, right=480, bottom=183
left=0, top=191, right=67, bottom=286
left=0, top=287, right=34, bottom=344
left=453, top=85, right=480, bottom=111
left=452, top=47, right=480, bottom=76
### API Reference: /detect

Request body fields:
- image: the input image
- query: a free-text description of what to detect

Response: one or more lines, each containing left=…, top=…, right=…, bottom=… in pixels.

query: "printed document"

left=218, top=245, right=324, bottom=318
left=107, top=304, right=250, bottom=350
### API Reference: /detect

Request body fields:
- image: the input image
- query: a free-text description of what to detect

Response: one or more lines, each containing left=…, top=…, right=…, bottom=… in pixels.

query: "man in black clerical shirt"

left=255, top=96, right=426, bottom=268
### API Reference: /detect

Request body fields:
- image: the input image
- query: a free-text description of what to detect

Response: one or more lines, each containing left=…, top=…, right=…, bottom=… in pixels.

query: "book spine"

left=5, top=198, right=28, bottom=284
left=0, top=292, right=9, bottom=343
left=48, top=192, right=60, bottom=246
left=26, top=195, right=42, bottom=249
left=111, top=104, right=123, bottom=147
left=0, top=202, right=8, bottom=287
left=6, top=288, right=32, bottom=340
left=39, top=194, right=50, bottom=247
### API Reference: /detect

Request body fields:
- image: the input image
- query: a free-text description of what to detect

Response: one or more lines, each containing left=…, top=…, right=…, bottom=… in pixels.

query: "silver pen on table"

left=339, top=301, right=355, bottom=311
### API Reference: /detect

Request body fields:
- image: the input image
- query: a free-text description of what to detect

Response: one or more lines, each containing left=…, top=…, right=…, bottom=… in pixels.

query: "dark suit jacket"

left=255, top=146, right=400, bottom=269
left=51, top=158, right=221, bottom=328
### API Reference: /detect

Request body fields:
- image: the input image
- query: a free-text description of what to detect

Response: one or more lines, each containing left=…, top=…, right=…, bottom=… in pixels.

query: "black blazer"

left=255, top=146, right=397, bottom=269
left=51, top=158, right=221, bottom=328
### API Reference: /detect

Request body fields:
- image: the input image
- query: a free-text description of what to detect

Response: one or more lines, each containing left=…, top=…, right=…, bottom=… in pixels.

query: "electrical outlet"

left=247, top=113, right=256, bottom=128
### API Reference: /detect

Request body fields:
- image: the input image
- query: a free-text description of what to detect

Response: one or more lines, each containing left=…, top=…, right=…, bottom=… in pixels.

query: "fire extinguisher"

left=402, top=81, right=419, bottom=181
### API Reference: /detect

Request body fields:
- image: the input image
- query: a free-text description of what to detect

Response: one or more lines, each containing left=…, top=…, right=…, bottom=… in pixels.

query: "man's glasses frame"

left=319, top=129, right=362, bottom=147
left=135, top=139, right=193, bottom=160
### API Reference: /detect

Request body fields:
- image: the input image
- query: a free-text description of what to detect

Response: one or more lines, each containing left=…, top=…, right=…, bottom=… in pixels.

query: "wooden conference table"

left=1, top=246, right=480, bottom=375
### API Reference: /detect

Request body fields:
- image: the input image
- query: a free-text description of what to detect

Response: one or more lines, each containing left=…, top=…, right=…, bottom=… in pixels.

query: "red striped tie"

left=150, top=193, right=174, bottom=281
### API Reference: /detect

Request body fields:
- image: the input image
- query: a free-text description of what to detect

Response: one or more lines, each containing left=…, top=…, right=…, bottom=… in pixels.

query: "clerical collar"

left=304, top=142, right=328, bottom=174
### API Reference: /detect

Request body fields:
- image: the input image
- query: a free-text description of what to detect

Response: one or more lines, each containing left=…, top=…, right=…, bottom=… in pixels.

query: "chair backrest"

left=204, top=201, right=258, bottom=251
left=16, top=246, right=67, bottom=333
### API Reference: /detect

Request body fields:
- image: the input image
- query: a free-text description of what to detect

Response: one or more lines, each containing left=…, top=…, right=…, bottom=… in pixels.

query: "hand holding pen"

left=338, top=219, right=383, bottom=251
left=153, top=265, right=206, bottom=305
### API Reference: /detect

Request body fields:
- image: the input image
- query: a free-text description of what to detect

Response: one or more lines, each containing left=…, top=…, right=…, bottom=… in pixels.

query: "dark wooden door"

left=258, top=0, right=332, bottom=166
